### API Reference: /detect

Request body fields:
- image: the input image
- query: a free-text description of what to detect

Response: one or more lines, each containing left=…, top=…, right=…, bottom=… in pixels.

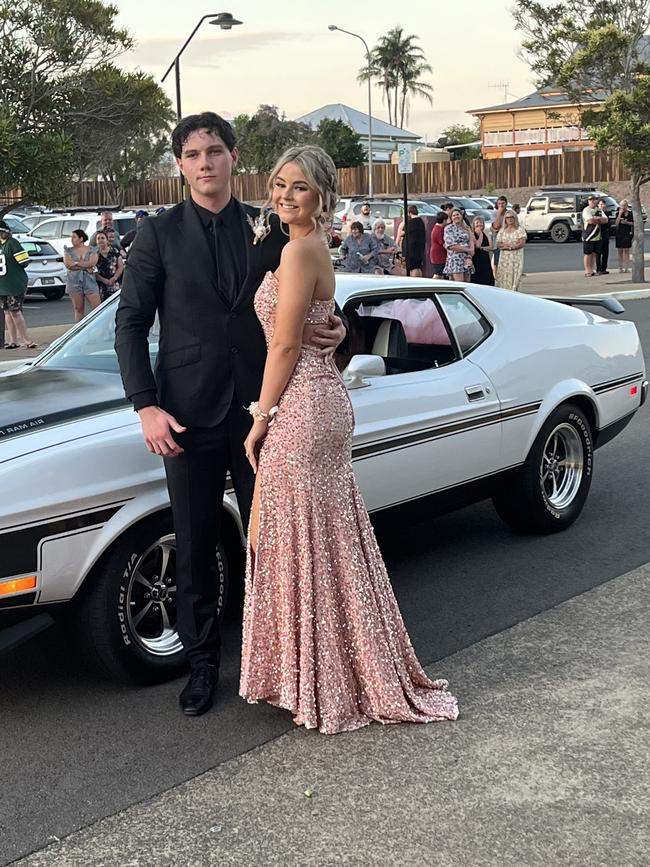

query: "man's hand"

left=304, top=312, right=346, bottom=357
left=137, top=406, right=186, bottom=457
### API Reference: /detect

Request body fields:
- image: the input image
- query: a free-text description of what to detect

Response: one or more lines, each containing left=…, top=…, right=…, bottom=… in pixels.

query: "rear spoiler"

left=545, top=296, right=625, bottom=315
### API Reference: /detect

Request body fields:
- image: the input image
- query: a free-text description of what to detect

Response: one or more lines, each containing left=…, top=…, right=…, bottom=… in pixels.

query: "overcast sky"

left=114, top=1, right=536, bottom=141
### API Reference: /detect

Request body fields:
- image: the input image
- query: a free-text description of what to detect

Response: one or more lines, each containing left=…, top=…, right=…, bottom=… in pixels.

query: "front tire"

left=42, top=288, right=66, bottom=300
left=74, top=512, right=229, bottom=684
left=492, top=403, right=594, bottom=534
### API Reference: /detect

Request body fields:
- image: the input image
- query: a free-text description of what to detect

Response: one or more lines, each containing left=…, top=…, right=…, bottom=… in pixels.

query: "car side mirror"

left=344, top=354, right=386, bottom=389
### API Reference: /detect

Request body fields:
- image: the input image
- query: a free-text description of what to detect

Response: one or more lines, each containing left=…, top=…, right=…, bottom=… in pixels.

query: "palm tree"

left=358, top=27, right=433, bottom=128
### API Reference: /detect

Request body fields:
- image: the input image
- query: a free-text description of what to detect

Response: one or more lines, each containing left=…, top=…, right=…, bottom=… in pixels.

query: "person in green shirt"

left=0, top=221, right=37, bottom=349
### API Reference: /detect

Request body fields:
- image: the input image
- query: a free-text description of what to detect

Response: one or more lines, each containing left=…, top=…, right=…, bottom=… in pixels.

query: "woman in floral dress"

left=495, top=211, right=527, bottom=291
left=443, top=208, right=474, bottom=281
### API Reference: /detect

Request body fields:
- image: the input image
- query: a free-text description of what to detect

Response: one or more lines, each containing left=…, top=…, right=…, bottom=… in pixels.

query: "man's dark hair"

left=442, top=202, right=453, bottom=210
left=408, top=204, right=419, bottom=215
left=172, top=112, right=236, bottom=157
left=436, top=211, right=448, bottom=224
left=350, top=221, right=364, bottom=232
left=497, top=195, right=507, bottom=204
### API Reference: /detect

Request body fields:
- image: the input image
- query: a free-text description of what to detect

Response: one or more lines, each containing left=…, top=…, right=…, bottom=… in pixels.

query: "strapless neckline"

left=263, top=271, right=335, bottom=309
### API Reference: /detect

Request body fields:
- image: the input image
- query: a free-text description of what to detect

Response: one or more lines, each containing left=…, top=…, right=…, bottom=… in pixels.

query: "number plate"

left=41, top=278, right=56, bottom=285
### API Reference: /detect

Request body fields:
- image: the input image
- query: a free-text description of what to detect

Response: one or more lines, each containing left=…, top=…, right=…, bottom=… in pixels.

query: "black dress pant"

left=163, top=395, right=254, bottom=668
left=597, top=236, right=610, bottom=273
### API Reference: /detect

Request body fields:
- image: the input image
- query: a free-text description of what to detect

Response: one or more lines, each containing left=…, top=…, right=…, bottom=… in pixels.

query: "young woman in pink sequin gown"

left=240, top=146, right=458, bottom=734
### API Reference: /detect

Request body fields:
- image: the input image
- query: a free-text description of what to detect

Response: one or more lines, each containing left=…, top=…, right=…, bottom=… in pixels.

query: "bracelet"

left=246, top=401, right=279, bottom=423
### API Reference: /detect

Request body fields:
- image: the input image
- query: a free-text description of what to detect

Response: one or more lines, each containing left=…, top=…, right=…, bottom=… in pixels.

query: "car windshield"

left=453, top=197, right=482, bottom=209
left=41, top=293, right=159, bottom=373
left=21, top=240, right=58, bottom=256
left=6, top=217, right=29, bottom=234
left=414, top=202, right=440, bottom=215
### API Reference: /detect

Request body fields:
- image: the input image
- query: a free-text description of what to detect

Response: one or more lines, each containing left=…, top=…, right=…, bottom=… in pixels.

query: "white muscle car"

left=0, top=277, right=645, bottom=683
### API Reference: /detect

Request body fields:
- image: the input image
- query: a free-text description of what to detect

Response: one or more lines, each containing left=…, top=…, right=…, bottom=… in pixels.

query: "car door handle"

left=465, top=385, right=487, bottom=401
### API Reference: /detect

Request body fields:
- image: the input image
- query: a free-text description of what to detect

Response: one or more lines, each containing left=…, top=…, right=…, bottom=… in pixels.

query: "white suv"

left=31, top=211, right=137, bottom=255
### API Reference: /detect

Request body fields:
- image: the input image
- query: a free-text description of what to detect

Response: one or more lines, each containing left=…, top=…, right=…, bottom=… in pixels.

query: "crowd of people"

left=64, top=209, right=151, bottom=322
left=336, top=195, right=528, bottom=291
left=0, top=207, right=160, bottom=347
left=581, top=194, right=635, bottom=277
left=1, top=191, right=642, bottom=349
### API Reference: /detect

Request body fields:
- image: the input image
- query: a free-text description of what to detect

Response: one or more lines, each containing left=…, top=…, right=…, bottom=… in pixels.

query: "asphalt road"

left=2, top=300, right=650, bottom=865
left=22, top=235, right=650, bottom=331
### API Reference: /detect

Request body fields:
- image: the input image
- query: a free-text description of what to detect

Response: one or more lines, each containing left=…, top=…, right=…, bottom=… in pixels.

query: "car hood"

left=0, top=367, right=129, bottom=441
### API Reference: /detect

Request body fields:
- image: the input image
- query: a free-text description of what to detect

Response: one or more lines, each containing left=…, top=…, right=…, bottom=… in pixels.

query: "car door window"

left=63, top=219, right=88, bottom=236
left=343, top=294, right=458, bottom=374
left=527, top=198, right=546, bottom=211
left=548, top=196, right=575, bottom=212
left=33, top=220, right=58, bottom=239
left=388, top=205, right=403, bottom=218
left=437, top=293, right=491, bottom=356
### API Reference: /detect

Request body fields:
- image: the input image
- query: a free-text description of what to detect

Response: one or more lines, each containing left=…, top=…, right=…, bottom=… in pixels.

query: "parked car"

left=469, top=196, right=496, bottom=210
left=340, top=199, right=440, bottom=238
left=3, top=216, right=32, bottom=239
left=15, top=213, right=55, bottom=232
left=521, top=188, right=645, bottom=243
left=30, top=211, right=137, bottom=256
left=21, top=237, right=67, bottom=300
left=419, top=195, right=493, bottom=229
left=0, top=278, right=645, bottom=683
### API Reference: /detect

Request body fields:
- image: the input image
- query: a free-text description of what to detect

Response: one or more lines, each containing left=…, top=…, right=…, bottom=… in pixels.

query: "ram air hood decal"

left=0, top=368, right=129, bottom=440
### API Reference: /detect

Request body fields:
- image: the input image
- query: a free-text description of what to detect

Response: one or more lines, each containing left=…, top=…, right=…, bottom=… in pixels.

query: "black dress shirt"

left=191, top=196, right=245, bottom=304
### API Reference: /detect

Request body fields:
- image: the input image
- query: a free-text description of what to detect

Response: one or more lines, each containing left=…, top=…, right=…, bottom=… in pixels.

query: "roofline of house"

left=467, top=98, right=605, bottom=116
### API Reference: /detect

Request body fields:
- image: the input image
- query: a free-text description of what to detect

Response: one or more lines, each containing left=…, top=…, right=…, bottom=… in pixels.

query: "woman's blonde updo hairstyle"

left=264, top=145, right=338, bottom=230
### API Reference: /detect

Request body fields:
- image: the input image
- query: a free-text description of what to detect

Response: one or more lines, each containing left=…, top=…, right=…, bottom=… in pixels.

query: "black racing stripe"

left=0, top=505, right=124, bottom=577
left=0, top=400, right=128, bottom=441
left=592, top=372, right=644, bottom=394
left=352, top=401, right=542, bottom=461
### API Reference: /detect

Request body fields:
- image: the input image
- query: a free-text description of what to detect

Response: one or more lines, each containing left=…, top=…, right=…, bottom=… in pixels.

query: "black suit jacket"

left=114, top=198, right=288, bottom=428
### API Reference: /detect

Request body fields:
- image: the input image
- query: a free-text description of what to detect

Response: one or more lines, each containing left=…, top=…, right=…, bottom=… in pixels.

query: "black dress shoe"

left=179, top=664, right=219, bottom=716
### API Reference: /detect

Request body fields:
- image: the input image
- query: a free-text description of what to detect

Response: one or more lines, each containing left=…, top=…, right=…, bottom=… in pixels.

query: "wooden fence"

left=2, top=151, right=631, bottom=209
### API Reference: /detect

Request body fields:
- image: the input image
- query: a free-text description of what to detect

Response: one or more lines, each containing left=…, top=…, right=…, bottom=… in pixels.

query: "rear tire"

left=549, top=222, right=571, bottom=244
left=492, top=403, right=594, bottom=534
left=74, top=512, right=229, bottom=684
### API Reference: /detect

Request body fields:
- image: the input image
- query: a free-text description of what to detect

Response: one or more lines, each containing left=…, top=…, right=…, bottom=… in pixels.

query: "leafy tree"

left=315, top=119, right=365, bottom=168
left=67, top=66, right=175, bottom=205
left=0, top=0, right=172, bottom=213
left=232, top=105, right=314, bottom=174
left=513, top=0, right=650, bottom=280
left=0, top=114, right=73, bottom=206
left=436, top=123, right=481, bottom=160
left=358, top=27, right=433, bottom=128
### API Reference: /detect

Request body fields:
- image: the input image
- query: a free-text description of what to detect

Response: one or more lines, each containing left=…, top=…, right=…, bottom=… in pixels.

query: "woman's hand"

left=244, top=420, right=268, bottom=474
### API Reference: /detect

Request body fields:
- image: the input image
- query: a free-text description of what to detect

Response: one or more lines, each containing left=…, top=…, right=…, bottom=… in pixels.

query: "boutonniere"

left=246, top=210, right=271, bottom=245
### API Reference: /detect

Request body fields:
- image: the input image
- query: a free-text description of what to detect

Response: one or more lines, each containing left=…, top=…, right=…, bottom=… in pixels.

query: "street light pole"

left=162, top=13, right=243, bottom=198
left=162, top=12, right=243, bottom=120
left=328, top=25, right=373, bottom=198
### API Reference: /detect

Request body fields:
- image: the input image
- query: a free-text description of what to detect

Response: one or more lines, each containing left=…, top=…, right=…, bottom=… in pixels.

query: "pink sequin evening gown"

left=239, top=272, right=458, bottom=734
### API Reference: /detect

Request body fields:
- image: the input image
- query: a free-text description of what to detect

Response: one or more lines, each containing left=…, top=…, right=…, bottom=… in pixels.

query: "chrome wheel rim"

left=541, top=423, right=584, bottom=510
left=126, top=534, right=182, bottom=657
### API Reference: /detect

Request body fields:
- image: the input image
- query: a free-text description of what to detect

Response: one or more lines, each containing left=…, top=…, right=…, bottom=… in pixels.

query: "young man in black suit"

left=115, top=113, right=345, bottom=716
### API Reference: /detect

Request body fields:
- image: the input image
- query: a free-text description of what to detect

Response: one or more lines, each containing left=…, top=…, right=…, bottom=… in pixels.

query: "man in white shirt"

left=581, top=194, right=607, bottom=277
